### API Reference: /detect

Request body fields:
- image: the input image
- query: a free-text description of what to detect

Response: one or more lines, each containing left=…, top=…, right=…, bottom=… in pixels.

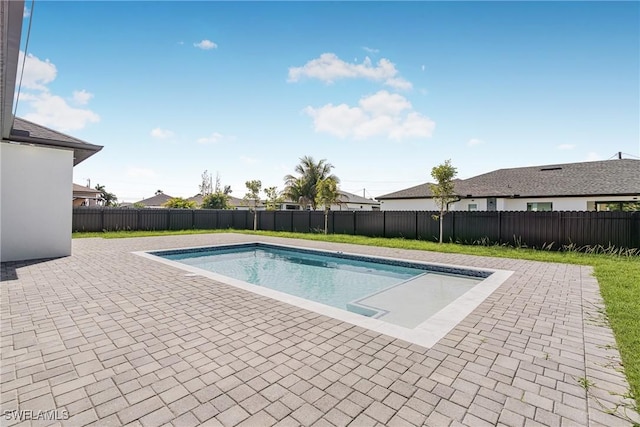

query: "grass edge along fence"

left=73, top=208, right=640, bottom=251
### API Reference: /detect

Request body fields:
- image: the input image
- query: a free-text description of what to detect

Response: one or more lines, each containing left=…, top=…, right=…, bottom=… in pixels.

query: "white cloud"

left=363, top=46, right=379, bottom=54
left=17, top=51, right=57, bottom=90
left=288, top=53, right=412, bottom=90
left=20, top=92, right=100, bottom=132
left=467, top=138, right=484, bottom=147
left=15, top=51, right=99, bottom=132
left=197, top=132, right=225, bottom=144
left=72, top=90, right=94, bottom=105
left=126, top=167, right=157, bottom=179
left=384, top=77, right=413, bottom=91
left=557, top=144, right=576, bottom=150
left=194, top=39, right=217, bottom=50
left=24, top=6, right=30, bottom=18
left=150, top=128, right=174, bottom=139
left=304, top=90, right=435, bottom=141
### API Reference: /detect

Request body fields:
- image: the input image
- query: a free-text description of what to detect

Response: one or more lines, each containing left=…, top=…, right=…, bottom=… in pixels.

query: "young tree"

left=199, top=170, right=213, bottom=196
left=163, top=197, right=196, bottom=209
left=133, top=202, right=145, bottom=208
left=264, top=186, right=284, bottom=211
left=244, top=180, right=262, bottom=230
left=95, top=184, right=118, bottom=207
left=429, top=159, right=458, bottom=243
left=315, top=177, right=342, bottom=234
left=201, top=193, right=230, bottom=209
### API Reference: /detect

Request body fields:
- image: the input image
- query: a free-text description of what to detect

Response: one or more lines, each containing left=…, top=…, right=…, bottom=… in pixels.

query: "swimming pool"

left=137, top=242, right=513, bottom=348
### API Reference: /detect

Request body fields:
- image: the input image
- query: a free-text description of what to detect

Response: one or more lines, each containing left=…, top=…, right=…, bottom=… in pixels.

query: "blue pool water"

left=161, top=245, right=425, bottom=309
left=155, top=244, right=487, bottom=326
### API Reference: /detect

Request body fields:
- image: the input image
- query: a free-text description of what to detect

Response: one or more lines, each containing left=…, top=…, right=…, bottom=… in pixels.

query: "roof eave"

left=4, top=134, right=103, bottom=165
left=1, top=0, right=24, bottom=139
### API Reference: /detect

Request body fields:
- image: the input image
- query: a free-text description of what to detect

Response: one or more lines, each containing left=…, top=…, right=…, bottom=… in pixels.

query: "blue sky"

left=16, top=1, right=640, bottom=202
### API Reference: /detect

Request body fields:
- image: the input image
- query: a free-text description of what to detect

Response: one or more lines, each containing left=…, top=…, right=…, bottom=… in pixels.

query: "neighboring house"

left=1, top=0, right=103, bottom=262
left=275, top=191, right=380, bottom=211
left=134, top=192, right=174, bottom=208
left=377, top=159, right=640, bottom=212
left=335, top=191, right=380, bottom=211
left=73, top=183, right=102, bottom=207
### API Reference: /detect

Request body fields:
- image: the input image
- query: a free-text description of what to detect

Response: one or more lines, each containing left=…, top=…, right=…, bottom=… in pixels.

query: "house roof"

left=377, top=159, right=640, bottom=200
left=136, top=193, right=174, bottom=206
left=8, top=118, right=103, bottom=165
left=339, top=191, right=380, bottom=206
left=73, top=183, right=102, bottom=195
left=1, top=0, right=23, bottom=139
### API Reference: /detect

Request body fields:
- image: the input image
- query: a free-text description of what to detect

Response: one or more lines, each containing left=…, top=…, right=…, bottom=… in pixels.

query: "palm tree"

left=282, top=177, right=310, bottom=210
left=283, top=156, right=339, bottom=210
left=315, top=177, right=343, bottom=234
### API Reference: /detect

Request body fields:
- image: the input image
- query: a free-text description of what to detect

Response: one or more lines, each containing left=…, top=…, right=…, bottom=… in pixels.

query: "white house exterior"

left=377, top=159, right=640, bottom=212
left=1, top=2, right=102, bottom=262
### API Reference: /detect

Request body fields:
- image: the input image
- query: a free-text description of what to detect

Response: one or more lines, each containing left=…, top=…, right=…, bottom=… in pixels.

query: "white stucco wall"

left=380, top=195, right=639, bottom=211
left=379, top=198, right=439, bottom=211
left=501, top=196, right=639, bottom=211
left=1, top=142, right=73, bottom=262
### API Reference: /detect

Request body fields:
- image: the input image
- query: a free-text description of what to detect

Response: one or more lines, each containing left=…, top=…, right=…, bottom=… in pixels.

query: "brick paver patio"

left=1, top=234, right=638, bottom=426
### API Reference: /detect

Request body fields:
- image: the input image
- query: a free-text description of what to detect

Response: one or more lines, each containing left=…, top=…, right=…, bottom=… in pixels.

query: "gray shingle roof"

left=339, top=190, right=380, bottom=205
left=136, top=193, right=174, bottom=207
left=377, top=159, right=640, bottom=199
left=9, top=117, right=103, bottom=165
left=73, top=183, right=101, bottom=195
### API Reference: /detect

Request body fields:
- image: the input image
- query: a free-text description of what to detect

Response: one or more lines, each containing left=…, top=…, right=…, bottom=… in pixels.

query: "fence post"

left=498, top=211, right=502, bottom=244
left=101, top=209, right=105, bottom=231
left=167, top=209, right=171, bottom=230
left=383, top=211, right=387, bottom=238
left=353, top=211, right=357, bottom=236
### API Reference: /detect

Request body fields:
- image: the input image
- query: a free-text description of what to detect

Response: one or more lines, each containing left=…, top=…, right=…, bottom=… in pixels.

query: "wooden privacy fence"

left=73, top=208, right=640, bottom=250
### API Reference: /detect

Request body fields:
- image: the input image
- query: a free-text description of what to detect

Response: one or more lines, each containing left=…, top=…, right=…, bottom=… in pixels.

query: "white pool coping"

left=133, top=242, right=514, bottom=349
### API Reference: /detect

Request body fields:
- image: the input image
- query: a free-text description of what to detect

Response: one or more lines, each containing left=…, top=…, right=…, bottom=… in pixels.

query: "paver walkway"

left=1, top=234, right=638, bottom=426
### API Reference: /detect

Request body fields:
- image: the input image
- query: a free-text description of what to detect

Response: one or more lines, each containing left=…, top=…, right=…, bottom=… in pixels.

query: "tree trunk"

left=324, top=211, right=328, bottom=234
left=253, top=205, right=257, bottom=231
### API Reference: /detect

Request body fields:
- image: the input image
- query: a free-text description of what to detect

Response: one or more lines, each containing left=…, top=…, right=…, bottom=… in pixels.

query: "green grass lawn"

left=73, top=229, right=640, bottom=407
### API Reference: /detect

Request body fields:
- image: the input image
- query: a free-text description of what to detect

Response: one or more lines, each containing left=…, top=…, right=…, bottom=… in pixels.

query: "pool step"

left=347, top=273, right=480, bottom=329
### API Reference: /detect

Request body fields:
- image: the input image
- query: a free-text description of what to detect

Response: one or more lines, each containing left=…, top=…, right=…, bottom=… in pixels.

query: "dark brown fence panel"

left=333, top=211, right=355, bottom=234
left=416, top=211, right=440, bottom=242
left=292, top=211, right=311, bottom=233
left=73, top=208, right=103, bottom=231
left=384, top=211, right=416, bottom=239
left=102, top=209, right=138, bottom=231
left=233, top=210, right=250, bottom=230
left=193, top=210, right=218, bottom=229
left=217, top=211, right=235, bottom=229
left=355, top=211, right=385, bottom=237
left=561, top=211, right=634, bottom=248
left=309, top=211, right=325, bottom=233
left=72, top=208, right=640, bottom=250
left=453, top=211, right=500, bottom=244
left=259, top=211, right=275, bottom=231
left=500, top=211, right=560, bottom=248
left=169, top=210, right=193, bottom=230
left=634, top=212, right=640, bottom=249
left=274, top=211, right=293, bottom=232
left=139, top=209, right=169, bottom=230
